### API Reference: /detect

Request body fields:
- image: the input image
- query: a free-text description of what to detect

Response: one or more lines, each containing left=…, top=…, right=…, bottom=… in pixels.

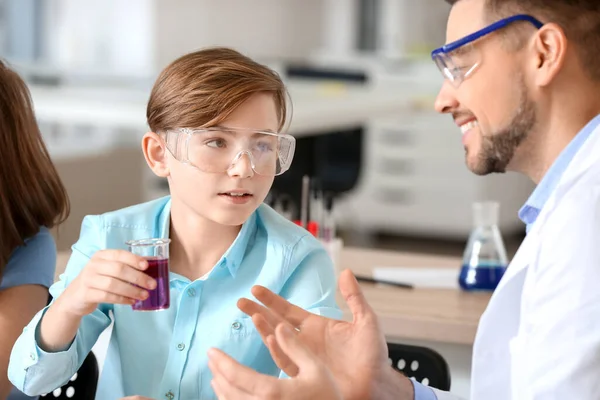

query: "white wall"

left=28, top=0, right=451, bottom=79
left=154, top=0, right=325, bottom=69
left=46, top=0, right=156, bottom=79
left=38, top=0, right=325, bottom=79
left=378, top=0, right=451, bottom=58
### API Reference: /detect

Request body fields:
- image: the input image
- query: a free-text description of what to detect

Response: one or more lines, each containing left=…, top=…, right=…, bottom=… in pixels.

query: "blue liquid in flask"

left=460, top=202, right=509, bottom=291
left=459, top=262, right=507, bottom=291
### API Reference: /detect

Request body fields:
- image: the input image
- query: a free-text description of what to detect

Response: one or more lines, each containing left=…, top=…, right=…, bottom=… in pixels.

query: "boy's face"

left=162, top=92, right=279, bottom=226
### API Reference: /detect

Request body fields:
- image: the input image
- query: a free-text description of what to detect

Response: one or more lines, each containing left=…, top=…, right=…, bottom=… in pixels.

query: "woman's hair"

left=0, top=60, right=70, bottom=275
left=147, top=47, right=289, bottom=133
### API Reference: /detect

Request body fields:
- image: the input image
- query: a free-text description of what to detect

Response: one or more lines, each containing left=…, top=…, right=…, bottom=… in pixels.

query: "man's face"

left=434, top=0, right=537, bottom=175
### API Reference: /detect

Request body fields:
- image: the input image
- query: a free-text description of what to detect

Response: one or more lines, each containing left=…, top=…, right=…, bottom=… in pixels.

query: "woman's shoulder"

left=11, top=227, right=56, bottom=264
left=1, top=227, right=57, bottom=290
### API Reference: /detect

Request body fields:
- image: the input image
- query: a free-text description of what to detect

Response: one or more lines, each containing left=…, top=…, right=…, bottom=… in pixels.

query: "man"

left=208, top=0, right=600, bottom=398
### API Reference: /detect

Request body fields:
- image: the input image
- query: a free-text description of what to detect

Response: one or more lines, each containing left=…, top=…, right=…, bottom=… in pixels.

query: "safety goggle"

left=164, top=126, right=296, bottom=177
left=431, top=14, right=543, bottom=87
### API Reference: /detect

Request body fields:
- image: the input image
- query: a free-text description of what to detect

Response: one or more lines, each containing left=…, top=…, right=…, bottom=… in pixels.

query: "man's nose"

left=434, top=80, right=459, bottom=114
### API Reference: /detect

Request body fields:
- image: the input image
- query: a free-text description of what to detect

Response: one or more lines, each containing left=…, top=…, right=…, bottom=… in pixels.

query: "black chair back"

left=388, top=342, right=451, bottom=391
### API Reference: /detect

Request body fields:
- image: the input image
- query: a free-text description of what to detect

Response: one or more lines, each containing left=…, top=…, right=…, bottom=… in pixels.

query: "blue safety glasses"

left=431, top=14, right=544, bottom=87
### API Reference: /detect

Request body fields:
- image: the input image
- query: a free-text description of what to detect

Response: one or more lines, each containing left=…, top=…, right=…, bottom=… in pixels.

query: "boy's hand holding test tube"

left=39, top=250, right=156, bottom=351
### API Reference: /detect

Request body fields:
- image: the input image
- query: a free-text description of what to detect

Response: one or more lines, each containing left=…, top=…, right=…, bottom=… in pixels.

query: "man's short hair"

left=446, top=0, right=600, bottom=80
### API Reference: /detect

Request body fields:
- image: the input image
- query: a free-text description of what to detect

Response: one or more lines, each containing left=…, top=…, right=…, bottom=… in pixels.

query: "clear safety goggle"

left=163, top=126, right=296, bottom=176
left=431, top=14, right=543, bottom=88
left=432, top=48, right=481, bottom=88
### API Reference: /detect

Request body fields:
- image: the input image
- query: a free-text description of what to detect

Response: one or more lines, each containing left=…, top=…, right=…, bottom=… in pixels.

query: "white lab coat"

left=432, top=123, right=600, bottom=400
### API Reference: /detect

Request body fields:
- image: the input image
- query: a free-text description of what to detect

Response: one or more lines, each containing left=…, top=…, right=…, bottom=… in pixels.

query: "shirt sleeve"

left=8, top=216, right=112, bottom=396
left=429, top=387, right=463, bottom=400
left=1, top=227, right=56, bottom=290
left=278, top=234, right=343, bottom=321
left=412, top=379, right=438, bottom=400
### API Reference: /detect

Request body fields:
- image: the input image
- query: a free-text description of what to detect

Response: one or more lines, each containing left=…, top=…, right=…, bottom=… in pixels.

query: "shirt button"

left=232, top=321, right=242, bottom=330
left=165, top=390, right=174, bottom=400
left=176, top=343, right=185, bottom=351
left=187, top=288, right=196, bottom=297
left=29, top=353, right=36, bottom=361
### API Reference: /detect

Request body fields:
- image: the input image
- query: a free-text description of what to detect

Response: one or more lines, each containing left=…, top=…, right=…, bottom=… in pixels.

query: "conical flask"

left=459, top=201, right=509, bottom=291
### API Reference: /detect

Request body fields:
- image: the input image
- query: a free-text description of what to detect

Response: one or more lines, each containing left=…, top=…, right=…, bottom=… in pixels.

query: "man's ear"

left=142, top=132, right=170, bottom=178
left=531, top=22, right=568, bottom=87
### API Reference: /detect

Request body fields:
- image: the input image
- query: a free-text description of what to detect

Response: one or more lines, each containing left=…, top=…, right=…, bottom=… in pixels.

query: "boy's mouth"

left=218, top=191, right=253, bottom=198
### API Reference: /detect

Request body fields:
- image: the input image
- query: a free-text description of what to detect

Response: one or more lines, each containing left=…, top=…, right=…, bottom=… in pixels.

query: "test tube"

left=300, top=175, right=310, bottom=228
left=310, top=179, right=323, bottom=238
left=322, top=194, right=335, bottom=242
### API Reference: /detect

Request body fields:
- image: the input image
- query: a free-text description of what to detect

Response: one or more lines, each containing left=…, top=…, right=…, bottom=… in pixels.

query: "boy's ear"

left=142, top=132, right=170, bottom=178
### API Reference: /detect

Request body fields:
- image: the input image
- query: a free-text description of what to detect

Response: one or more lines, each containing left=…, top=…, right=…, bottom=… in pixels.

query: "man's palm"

left=238, top=270, right=391, bottom=400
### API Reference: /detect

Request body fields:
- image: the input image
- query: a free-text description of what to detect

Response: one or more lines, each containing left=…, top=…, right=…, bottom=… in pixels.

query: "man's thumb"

left=339, top=269, right=374, bottom=323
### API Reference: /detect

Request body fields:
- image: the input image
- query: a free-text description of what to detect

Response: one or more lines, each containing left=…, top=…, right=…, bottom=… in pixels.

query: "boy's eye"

left=206, top=139, right=226, bottom=148
left=256, top=141, right=274, bottom=152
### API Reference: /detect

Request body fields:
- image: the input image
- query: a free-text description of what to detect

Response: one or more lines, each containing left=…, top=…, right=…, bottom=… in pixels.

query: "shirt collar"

left=220, top=211, right=257, bottom=277
left=158, top=197, right=257, bottom=278
left=519, top=114, right=600, bottom=230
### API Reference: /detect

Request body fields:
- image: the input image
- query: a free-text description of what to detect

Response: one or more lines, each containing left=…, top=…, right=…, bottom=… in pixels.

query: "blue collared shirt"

left=519, top=114, right=600, bottom=232
left=8, top=196, right=341, bottom=400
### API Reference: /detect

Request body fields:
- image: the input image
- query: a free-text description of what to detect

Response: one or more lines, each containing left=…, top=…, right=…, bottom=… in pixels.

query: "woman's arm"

left=0, top=284, right=49, bottom=399
left=7, top=218, right=116, bottom=396
left=0, top=228, right=56, bottom=399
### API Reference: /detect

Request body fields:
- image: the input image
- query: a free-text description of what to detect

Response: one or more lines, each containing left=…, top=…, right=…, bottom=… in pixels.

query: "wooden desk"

left=339, top=247, right=490, bottom=346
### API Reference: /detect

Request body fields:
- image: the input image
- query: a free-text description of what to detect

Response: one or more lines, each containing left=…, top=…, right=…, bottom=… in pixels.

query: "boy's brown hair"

left=147, top=47, right=289, bottom=133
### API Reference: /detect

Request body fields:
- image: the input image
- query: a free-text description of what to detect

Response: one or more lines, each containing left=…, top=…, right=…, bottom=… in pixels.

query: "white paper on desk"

left=372, top=267, right=461, bottom=289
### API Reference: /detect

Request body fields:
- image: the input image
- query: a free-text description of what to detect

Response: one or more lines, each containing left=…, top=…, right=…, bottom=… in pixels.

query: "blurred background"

left=1, top=0, right=532, bottom=258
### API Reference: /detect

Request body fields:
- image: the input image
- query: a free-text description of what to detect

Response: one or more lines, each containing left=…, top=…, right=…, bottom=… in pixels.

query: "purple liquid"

left=132, top=258, right=170, bottom=311
left=458, top=264, right=506, bottom=291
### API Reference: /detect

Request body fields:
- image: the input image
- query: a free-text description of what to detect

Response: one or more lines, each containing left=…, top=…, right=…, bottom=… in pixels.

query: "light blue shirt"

left=412, top=378, right=438, bottom=400
left=518, top=114, right=600, bottom=232
left=8, top=196, right=341, bottom=400
left=2, top=227, right=56, bottom=400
